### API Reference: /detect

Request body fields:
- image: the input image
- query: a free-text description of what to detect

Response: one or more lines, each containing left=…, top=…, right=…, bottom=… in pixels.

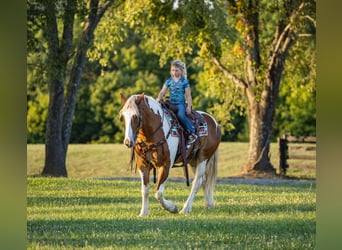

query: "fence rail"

left=278, top=134, right=316, bottom=176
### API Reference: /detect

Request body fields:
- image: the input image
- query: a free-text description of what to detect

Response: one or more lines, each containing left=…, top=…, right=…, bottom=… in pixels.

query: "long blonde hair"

left=171, top=59, right=187, bottom=79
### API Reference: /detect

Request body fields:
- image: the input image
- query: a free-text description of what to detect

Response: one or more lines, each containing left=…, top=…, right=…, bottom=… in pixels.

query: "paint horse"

left=120, top=93, right=221, bottom=216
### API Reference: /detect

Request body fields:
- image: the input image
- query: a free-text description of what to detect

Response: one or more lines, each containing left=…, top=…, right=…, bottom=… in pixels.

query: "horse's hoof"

left=169, top=205, right=178, bottom=213
left=205, top=204, right=215, bottom=210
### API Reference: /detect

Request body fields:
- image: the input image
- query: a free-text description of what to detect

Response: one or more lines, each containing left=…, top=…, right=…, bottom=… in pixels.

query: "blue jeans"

left=174, top=104, right=195, bottom=133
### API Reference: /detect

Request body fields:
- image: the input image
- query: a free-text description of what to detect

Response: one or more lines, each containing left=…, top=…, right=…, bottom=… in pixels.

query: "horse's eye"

left=134, top=116, right=139, bottom=122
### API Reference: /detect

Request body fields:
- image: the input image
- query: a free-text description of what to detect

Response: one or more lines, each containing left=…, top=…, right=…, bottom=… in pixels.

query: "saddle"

left=160, top=100, right=207, bottom=166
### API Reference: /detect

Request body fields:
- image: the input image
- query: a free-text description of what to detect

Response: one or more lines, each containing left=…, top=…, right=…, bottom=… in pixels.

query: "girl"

left=156, top=59, right=197, bottom=145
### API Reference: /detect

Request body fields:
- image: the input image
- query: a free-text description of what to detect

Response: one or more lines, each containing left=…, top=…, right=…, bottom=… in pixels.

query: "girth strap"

left=179, top=129, right=189, bottom=186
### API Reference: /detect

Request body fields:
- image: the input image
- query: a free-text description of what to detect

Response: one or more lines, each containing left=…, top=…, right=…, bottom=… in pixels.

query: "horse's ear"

left=136, top=93, right=145, bottom=104
left=120, top=93, right=127, bottom=104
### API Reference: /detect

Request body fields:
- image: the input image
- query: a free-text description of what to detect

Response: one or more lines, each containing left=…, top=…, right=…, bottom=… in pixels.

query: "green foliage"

left=27, top=26, right=49, bottom=144
left=193, top=0, right=316, bottom=140
left=26, top=0, right=316, bottom=144
left=27, top=177, right=316, bottom=249
left=191, top=55, right=248, bottom=140
left=27, top=0, right=46, bottom=54
left=27, top=90, right=49, bottom=143
left=274, top=38, right=316, bottom=137
left=69, top=60, right=100, bottom=143
left=87, top=36, right=166, bottom=143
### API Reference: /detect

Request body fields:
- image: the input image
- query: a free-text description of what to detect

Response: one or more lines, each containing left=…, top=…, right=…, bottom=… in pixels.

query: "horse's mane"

left=119, top=95, right=140, bottom=117
left=119, top=94, right=158, bottom=117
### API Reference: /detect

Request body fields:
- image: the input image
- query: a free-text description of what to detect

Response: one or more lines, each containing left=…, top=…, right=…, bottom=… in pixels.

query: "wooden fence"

left=278, top=134, right=316, bottom=175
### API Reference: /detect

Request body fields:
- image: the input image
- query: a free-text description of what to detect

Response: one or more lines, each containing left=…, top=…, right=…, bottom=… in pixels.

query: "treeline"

left=27, top=29, right=248, bottom=143
left=27, top=3, right=315, bottom=144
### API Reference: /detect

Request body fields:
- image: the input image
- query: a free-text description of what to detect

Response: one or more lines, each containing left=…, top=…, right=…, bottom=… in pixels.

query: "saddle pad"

left=164, top=109, right=181, bottom=137
left=197, top=123, right=208, bottom=136
left=163, top=108, right=208, bottom=137
left=192, top=111, right=208, bottom=136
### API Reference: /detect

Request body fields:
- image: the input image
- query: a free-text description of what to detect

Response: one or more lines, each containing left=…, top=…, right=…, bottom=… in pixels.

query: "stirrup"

left=187, top=133, right=197, bottom=144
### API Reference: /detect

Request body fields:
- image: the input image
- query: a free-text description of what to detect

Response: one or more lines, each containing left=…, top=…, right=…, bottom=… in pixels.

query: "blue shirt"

left=165, top=77, right=189, bottom=105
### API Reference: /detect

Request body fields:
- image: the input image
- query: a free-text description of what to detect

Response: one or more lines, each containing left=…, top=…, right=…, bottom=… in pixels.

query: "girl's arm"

left=185, top=87, right=192, bottom=115
left=156, top=85, right=168, bottom=102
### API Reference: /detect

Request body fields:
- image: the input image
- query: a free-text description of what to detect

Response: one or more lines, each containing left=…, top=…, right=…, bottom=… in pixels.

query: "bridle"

left=131, top=114, right=143, bottom=144
left=129, top=105, right=168, bottom=176
left=128, top=102, right=190, bottom=186
left=132, top=108, right=166, bottom=145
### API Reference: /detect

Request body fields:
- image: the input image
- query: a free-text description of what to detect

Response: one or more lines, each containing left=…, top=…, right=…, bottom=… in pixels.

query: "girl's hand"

left=186, top=105, right=192, bottom=115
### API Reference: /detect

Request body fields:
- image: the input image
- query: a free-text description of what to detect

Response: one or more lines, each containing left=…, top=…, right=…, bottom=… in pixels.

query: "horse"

left=119, top=93, right=221, bottom=216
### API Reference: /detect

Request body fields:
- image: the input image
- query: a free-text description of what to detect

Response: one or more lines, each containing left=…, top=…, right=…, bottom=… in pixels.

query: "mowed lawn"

left=27, top=142, right=316, bottom=179
left=27, top=143, right=316, bottom=249
left=27, top=178, right=316, bottom=249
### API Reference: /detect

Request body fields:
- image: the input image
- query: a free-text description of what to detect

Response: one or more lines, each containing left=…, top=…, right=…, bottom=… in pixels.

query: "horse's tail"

left=203, top=148, right=218, bottom=209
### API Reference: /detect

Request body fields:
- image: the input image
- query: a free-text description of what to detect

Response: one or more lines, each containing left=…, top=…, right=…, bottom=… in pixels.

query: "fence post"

left=278, top=134, right=289, bottom=175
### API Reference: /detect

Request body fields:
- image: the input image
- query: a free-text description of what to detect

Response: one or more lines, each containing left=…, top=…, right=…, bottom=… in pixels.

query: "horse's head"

left=119, top=93, right=145, bottom=148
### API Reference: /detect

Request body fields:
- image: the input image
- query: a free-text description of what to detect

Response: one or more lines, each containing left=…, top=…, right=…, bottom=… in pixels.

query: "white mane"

left=119, top=94, right=163, bottom=118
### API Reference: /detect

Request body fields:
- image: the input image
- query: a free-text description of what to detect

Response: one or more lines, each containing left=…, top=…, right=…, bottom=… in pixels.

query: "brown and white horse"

left=120, top=93, right=221, bottom=216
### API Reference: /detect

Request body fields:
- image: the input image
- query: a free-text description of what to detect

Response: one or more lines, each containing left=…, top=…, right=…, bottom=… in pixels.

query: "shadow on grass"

left=27, top=196, right=138, bottom=206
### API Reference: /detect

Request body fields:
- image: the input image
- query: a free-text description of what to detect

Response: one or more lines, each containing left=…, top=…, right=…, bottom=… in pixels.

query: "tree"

left=112, top=0, right=316, bottom=175
left=27, top=0, right=315, bottom=176
left=210, top=0, right=316, bottom=174
left=27, top=0, right=120, bottom=176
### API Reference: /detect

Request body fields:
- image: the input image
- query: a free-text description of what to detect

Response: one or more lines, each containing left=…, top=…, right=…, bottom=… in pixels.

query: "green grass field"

left=27, top=143, right=316, bottom=249
left=27, top=178, right=315, bottom=249
left=27, top=142, right=316, bottom=179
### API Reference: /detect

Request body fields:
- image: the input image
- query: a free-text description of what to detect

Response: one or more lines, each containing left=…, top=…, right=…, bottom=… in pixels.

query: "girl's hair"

left=171, top=59, right=187, bottom=79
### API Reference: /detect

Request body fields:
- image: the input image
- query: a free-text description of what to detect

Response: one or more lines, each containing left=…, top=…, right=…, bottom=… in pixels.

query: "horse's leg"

left=202, top=150, right=218, bottom=209
left=138, top=167, right=150, bottom=216
left=180, top=160, right=207, bottom=214
left=154, top=166, right=178, bottom=213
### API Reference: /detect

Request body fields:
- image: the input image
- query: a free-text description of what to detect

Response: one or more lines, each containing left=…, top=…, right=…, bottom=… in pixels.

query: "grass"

left=27, top=143, right=316, bottom=248
left=27, top=177, right=316, bottom=249
left=27, top=142, right=316, bottom=179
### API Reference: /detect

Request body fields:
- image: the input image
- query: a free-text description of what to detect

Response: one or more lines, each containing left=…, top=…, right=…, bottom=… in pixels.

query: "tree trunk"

left=41, top=0, right=115, bottom=177
left=241, top=38, right=294, bottom=175
left=42, top=79, right=68, bottom=176
left=239, top=0, right=300, bottom=175
left=241, top=87, right=276, bottom=174
left=62, top=35, right=91, bottom=154
left=41, top=0, right=70, bottom=177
